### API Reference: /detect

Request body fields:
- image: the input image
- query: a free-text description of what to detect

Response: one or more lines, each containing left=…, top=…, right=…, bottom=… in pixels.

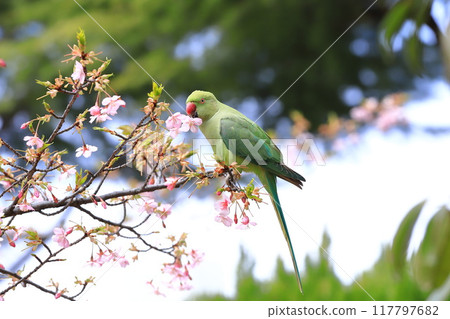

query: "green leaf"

left=43, top=100, right=52, bottom=113
left=379, top=1, right=411, bottom=51
left=403, top=32, right=423, bottom=74
left=35, top=79, right=52, bottom=87
left=98, top=58, right=111, bottom=73
left=391, top=200, right=425, bottom=274
left=148, top=81, right=164, bottom=100
left=412, top=206, right=450, bottom=292
left=77, top=28, right=87, bottom=49
left=75, top=169, right=88, bottom=188
left=118, top=125, right=134, bottom=137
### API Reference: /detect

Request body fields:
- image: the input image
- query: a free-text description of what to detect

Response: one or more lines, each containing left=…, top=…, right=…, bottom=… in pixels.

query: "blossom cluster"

left=0, top=30, right=205, bottom=300
left=147, top=234, right=204, bottom=296
left=87, top=249, right=129, bottom=268
left=165, top=112, right=202, bottom=138
left=290, top=93, right=409, bottom=156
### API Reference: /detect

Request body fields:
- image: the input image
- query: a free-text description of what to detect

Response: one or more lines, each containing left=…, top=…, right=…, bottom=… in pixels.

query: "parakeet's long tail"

left=258, top=170, right=303, bottom=294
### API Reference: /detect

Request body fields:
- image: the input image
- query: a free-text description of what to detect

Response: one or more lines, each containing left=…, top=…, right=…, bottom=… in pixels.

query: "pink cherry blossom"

left=12, top=227, right=24, bottom=242
left=71, top=61, right=85, bottom=84
left=59, top=165, right=76, bottom=180
left=147, top=280, right=166, bottom=297
left=20, top=121, right=30, bottom=129
left=375, top=107, right=406, bottom=131
left=215, top=214, right=233, bottom=227
left=168, top=127, right=181, bottom=138
left=180, top=116, right=202, bottom=133
left=241, top=214, right=250, bottom=225
left=162, top=260, right=193, bottom=290
left=89, top=104, right=112, bottom=123
left=86, top=258, right=100, bottom=267
left=24, top=135, right=44, bottom=148
left=52, top=227, right=71, bottom=248
left=155, top=203, right=172, bottom=220
left=236, top=221, right=257, bottom=230
left=139, top=198, right=158, bottom=214
left=188, top=249, right=204, bottom=268
left=102, top=95, right=126, bottom=116
left=76, top=144, right=98, bottom=158
left=0, top=180, right=12, bottom=189
left=164, top=177, right=179, bottom=191
left=214, top=195, right=231, bottom=214
left=117, top=256, right=129, bottom=268
left=350, top=106, right=373, bottom=122
left=166, top=112, right=186, bottom=130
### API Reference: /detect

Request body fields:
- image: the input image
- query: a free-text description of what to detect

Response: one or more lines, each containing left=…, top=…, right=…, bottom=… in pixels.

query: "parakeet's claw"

left=223, top=166, right=240, bottom=191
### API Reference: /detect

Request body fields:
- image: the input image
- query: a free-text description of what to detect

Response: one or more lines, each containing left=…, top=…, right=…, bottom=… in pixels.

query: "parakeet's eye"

left=200, top=98, right=205, bottom=103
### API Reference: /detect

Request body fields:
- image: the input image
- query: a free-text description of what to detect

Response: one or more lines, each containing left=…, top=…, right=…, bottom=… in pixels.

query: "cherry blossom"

left=162, top=260, right=193, bottom=290
left=376, top=107, right=406, bottom=131
left=166, top=112, right=185, bottom=130
left=24, top=135, right=44, bottom=149
left=20, top=121, right=30, bottom=129
left=155, top=203, right=172, bottom=220
left=214, top=195, right=231, bottom=214
left=71, top=61, right=85, bottom=84
left=180, top=116, right=202, bottom=133
left=147, top=280, right=166, bottom=297
left=59, top=165, right=77, bottom=180
left=166, top=112, right=187, bottom=138
left=166, top=112, right=202, bottom=137
left=214, top=195, right=233, bottom=226
left=164, top=177, right=179, bottom=191
left=102, top=95, right=126, bottom=116
left=0, top=180, right=12, bottom=189
left=188, top=249, right=204, bottom=268
left=89, top=104, right=112, bottom=123
left=117, top=256, right=129, bottom=268
left=215, top=213, right=233, bottom=227
left=52, top=227, right=72, bottom=248
left=75, top=144, right=98, bottom=158
left=350, top=106, right=373, bottom=122
left=139, top=198, right=158, bottom=214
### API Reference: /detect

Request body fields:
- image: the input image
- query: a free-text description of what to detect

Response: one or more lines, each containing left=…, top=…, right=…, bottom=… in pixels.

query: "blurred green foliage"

left=0, top=0, right=443, bottom=134
left=192, top=202, right=450, bottom=300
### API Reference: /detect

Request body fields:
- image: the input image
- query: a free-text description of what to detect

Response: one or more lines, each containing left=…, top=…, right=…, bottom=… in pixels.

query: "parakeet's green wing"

left=219, top=115, right=304, bottom=292
left=219, top=116, right=305, bottom=188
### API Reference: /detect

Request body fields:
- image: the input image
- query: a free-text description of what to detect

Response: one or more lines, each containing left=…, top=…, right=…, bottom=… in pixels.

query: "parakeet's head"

left=186, top=90, right=219, bottom=121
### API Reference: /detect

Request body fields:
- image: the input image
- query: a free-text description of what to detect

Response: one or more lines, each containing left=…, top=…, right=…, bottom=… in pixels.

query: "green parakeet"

left=186, top=90, right=306, bottom=293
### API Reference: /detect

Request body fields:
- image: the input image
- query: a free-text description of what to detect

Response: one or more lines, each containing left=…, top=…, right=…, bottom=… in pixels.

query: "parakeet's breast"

left=199, top=111, right=242, bottom=167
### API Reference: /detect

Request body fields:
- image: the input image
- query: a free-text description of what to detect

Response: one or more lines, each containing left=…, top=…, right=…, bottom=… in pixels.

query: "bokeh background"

left=1, top=0, right=449, bottom=301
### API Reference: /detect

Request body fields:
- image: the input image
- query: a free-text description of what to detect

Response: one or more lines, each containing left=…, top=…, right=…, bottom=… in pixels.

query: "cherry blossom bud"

left=241, top=214, right=250, bottom=225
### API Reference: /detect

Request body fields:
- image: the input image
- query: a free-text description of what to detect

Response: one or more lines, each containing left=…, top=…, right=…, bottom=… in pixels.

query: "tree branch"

left=3, top=177, right=189, bottom=218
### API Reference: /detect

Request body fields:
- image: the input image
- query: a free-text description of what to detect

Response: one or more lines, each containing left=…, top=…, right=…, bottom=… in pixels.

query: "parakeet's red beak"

left=186, top=102, right=198, bottom=118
